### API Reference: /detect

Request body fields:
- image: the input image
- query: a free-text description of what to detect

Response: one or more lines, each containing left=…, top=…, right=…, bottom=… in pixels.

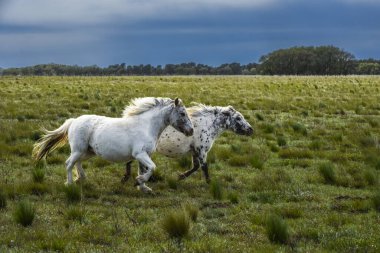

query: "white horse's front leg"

left=134, top=152, right=156, bottom=193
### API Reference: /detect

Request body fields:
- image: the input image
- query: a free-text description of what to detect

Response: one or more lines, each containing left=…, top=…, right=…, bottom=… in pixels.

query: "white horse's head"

left=169, top=98, right=194, bottom=137
left=221, top=106, right=253, bottom=136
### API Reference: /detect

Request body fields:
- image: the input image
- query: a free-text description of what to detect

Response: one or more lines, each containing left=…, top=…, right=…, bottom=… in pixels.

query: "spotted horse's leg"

left=201, top=162, right=210, bottom=183
left=199, top=153, right=211, bottom=184
left=178, top=153, right=200, bottom=180
left=121, top=161, right=133, bottom=183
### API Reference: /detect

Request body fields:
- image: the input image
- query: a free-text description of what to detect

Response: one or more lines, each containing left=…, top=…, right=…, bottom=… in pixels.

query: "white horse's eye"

left=236, top=117, right=241, bottom=121
left=180, top=112, right=186, bottom=117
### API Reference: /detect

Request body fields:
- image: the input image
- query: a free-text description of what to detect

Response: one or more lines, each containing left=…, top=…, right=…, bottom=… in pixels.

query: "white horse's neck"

left=138, top=106, right=172, bottom=141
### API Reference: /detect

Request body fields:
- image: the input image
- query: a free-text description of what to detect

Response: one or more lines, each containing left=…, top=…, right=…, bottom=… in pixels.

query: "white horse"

left=33, top=97, right=194, bottom=193
left=122, top=104, right=253, bottom=183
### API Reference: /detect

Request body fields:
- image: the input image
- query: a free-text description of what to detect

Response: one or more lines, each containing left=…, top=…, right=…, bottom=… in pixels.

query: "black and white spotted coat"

left=123, top=104, right=253, bottom=183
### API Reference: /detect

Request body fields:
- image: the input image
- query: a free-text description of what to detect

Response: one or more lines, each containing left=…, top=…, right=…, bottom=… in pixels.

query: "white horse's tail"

left=32, top=118, right=74, bottom=161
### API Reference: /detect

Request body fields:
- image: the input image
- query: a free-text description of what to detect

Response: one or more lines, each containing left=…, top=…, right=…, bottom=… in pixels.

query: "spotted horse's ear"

left=227, top=105, right=235, bottom=112
left=222, top=107, right=232, bottom=116
left=174, top=97, right=181, bottom=106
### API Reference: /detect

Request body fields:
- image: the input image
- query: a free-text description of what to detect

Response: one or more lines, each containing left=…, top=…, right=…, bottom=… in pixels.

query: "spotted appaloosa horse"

left=33, top=97, right=193, bottom=193
left=122, top=104, right=253, bottom=183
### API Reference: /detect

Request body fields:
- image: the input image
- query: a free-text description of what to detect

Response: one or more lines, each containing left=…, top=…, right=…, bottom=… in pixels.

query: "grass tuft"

left=162, top=209, right=190, bottom=239
left=32, top=167, right=45, bottom=183
left=250, top=154, right=265, bottom=169
left=63, top=184, right=82, bottom=203
left=255, top=113, right=264, bottom=121
left=319, top=162, right=336, bottom=184
left=291, top=122, right=307, bottom=135
left=228, top=191, right=239, bottom=204
left=14, top=200, right=35, bottom=227
left=209, top=179, right=224, bottom=200
left=167, top=176, right=178, bottom=190
left=266, top=214, right=289, bottom=244
left=66, top=206, right=85, bottom=223
left=182, top=203, right=199, bottom=222
left=178, top=156, right=192, bottom=169
left=278, top=149, right=313, bottom=159
left=364, top=169, right=378, bottom=186
left=373, top=191, right=380, bottom=212
left=0, top=189, right=7, bottom=209
left=277, top=136, right=287, bottom=147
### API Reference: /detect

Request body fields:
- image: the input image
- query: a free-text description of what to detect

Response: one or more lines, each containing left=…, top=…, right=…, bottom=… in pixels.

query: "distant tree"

left=164, top=64, right=176, bottom=75
left=357, top=62, right=380, bottom=74
left=2, top=49, right=379, bottom=76
left=156, top=65, right=163, bottom=75
left=259, top=46, right=355, bottom=75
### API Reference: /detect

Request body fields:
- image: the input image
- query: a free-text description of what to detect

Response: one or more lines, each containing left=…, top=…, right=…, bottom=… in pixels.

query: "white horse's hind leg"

left=65, top=152, right=82, bottom=185
left=75, top=161, right=86, bottom=183
left=134, top=152, right=156, bottom=193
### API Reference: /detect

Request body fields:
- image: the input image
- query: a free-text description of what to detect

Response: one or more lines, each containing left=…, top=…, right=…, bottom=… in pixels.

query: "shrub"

left=266, top=214, right=289, bottom=244
left=319, top=163, right=336, bottom=184
left=14, top=200, right=35, bottom=227
left=162, top=210, right=190, bottom=239
left=32, top=167, right=45, bottom=183
left=373, top=191, right=380, bottom=212
left=64, top=184, right=81, bottom=203
left=209, top=179, right=224, bottom=200
left=0, top=189, right=7, bottom=209
left=182, top=203, right=199, bottom=222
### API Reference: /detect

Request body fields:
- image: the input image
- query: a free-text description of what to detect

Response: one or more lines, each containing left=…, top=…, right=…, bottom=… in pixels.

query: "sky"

left=0, top=0, right=380, bottom=68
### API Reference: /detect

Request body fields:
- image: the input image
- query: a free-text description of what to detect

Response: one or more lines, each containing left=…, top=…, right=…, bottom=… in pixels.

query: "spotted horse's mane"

left=186, top=103, right=233, bottom=118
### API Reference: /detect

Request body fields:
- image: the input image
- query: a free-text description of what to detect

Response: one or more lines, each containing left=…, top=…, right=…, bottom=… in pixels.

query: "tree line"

left=1, top=46, right=379, bottom=76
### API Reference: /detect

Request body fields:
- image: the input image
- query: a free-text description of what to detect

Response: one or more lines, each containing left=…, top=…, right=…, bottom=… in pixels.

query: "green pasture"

left=0, top=76, right=379, bottom=252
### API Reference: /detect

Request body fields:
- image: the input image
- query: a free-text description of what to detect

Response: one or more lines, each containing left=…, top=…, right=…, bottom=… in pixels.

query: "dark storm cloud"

left=0, top=0, right=379, bottom=67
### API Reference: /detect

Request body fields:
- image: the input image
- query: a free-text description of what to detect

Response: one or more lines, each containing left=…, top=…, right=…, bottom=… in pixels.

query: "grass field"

left=0, top=76, right=380, bottom=252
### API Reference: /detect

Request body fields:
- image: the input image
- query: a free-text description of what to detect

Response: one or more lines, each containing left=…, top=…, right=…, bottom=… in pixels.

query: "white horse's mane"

left=122, top=97, right=173, bottom=117
left=187, top=103, right=222, bottom=117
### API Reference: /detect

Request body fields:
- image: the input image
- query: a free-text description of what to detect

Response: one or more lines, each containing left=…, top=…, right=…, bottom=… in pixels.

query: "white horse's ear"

left=174, top=97, right=180, bottom=106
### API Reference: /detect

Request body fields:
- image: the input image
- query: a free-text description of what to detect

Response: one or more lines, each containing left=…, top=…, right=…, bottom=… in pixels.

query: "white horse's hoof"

left=135, top=175, right=145, bottom=185
left=74, top=177, right=86, bottom=183
left=138, top=185, right=153, bottom=193
left=65, top=181, right=73, bottom=186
